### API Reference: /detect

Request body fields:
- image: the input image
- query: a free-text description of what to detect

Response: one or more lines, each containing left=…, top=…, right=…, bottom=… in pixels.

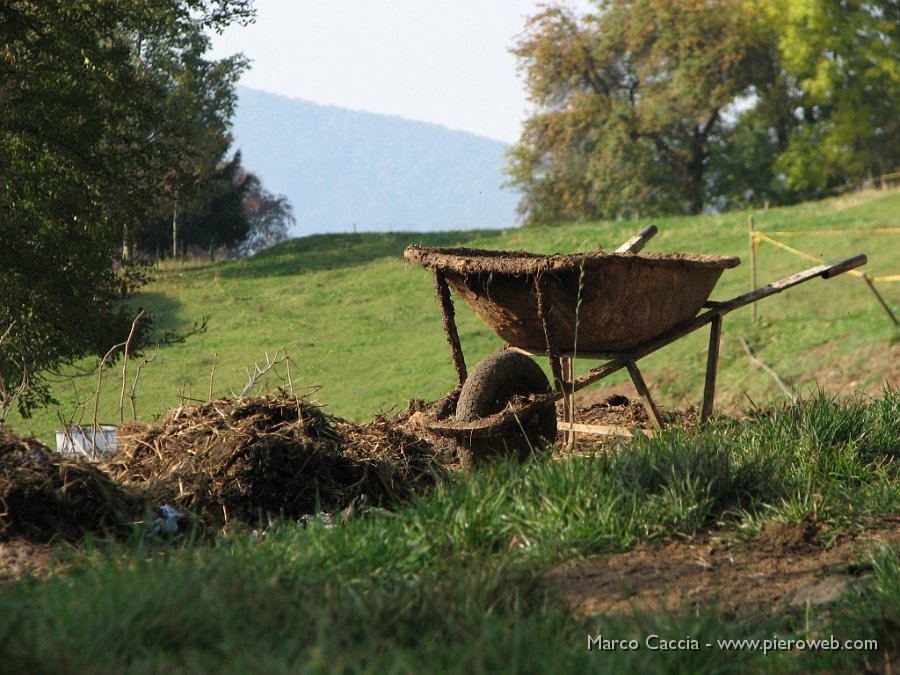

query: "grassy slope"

left=8, top=188, right=899, bottom=444
left=1, top=391, right=898, bottom=673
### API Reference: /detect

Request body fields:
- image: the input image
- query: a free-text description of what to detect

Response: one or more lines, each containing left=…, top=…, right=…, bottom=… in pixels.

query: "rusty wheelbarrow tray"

left=404, top=226, right=867, bottom=455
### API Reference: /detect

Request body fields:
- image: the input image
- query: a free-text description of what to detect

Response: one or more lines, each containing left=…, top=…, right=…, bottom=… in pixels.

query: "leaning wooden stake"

left=863, top=275, right=899, bottom=327
left=625, top=360, right=665, bottom=428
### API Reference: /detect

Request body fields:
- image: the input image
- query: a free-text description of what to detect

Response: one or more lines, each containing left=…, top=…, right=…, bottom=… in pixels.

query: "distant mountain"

left=228, top=87, right=521, bottom=234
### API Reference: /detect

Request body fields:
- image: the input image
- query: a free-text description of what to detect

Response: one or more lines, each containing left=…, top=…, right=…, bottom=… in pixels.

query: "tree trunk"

left=122, top=223, right=132, bottom=261
left=172, top=194, right=179, bottom=259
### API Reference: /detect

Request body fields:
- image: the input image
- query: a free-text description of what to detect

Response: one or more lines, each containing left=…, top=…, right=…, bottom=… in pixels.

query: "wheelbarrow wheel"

left=455, top=350, right=557, bottom=468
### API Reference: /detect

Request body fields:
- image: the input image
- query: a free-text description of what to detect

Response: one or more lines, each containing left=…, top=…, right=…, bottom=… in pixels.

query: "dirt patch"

left=800, top=339, right=899, bottom=398
left=546, top=516, right=900, bottom=618
left=553, top=394, right=703, bottom=454
left=567, top=394, right=701, bottom=430
left=0, top=432, right=147, bottom=543
left=0, top=540, right=56, bottom=579
left=105, top=394, right=448, bottom=528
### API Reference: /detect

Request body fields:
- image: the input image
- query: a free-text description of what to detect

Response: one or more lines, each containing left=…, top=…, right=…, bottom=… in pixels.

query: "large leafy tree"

left=755, top=0, right=900, bottom=192
left=137, top=25, right=249, bottom=258
left=0, top=0, right=253, bottom=420
left=507, top=0, right=774, bottom=223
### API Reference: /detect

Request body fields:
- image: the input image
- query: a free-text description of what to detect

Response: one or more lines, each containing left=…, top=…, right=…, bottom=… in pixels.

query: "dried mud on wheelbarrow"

left=404, top=245, right=740, bottom=353
left=404, top=234, right=866, bottom=463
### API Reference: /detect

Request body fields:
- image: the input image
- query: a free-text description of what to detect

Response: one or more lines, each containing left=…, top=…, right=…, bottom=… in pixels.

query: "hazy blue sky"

left=209, top=0, right=596, bottom=143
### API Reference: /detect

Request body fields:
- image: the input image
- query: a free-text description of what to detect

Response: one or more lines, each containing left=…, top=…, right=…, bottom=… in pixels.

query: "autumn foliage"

left=508, top=0, right=899, bottom=224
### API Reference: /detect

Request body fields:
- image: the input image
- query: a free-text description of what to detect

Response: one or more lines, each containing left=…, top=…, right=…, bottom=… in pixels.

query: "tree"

left=238, top=181, right=296, bottom=256
left=141, top=26, right=248, bottom=258
left=0, top=0, right=253, bottom=419
left=507, top=1, right=774, bottom=223
left=138, top=148, right=257, bottom=255
left=754, top=0, right=900, bottom=192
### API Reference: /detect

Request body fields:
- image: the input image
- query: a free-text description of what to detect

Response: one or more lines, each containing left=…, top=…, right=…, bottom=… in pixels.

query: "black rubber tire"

left=455, top=350, right=557, bottom=467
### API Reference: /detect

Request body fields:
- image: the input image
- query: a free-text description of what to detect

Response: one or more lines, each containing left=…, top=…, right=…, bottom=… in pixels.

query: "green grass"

left=7, top=188, right=900, bottom=447
left=1, top=390, right=897, bottom=673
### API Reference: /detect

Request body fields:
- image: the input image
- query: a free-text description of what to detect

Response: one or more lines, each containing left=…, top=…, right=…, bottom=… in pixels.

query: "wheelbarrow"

left=404, top=226, right=867, bottom=465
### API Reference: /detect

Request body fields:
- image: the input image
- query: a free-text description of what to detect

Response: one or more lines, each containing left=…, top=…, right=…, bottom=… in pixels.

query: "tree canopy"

left=508, top=0, right=899, bottom=224
left=757, top=0, right=900, bottom=191
left=0, top=0, right=254, bottom=419
left=508, top=0, right=773, bottom=223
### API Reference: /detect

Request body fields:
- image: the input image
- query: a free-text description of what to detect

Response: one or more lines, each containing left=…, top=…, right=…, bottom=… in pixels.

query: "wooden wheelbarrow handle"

left=718, top=253, right=868, bottom=313
left=822, top=253, right=868, bottom=278
left=615, top=224, right=658, bottom=253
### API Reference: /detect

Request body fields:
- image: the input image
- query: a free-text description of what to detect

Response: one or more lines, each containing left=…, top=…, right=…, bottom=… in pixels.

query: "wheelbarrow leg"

left=535, top=274, right=571, bottom=445
left=625, top=361, right=665, bottom=428
left=433, top=270, right=467, bottom=387
left=701, top=315, right=723, bottom=424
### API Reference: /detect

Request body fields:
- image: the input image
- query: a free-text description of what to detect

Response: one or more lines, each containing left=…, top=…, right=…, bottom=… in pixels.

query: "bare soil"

left=546, top=516, right=900, bottom=618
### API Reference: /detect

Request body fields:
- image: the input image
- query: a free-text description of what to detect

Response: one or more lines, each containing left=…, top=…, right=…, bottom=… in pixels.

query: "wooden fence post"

left=749, top=215, right=758, bottom=325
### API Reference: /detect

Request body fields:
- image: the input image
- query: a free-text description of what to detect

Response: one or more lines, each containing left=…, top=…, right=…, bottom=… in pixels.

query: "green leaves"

left=755, top=0, right=900, bottom=191
left=508, top=0, right=774, bottom=223
left=0, top=0, right=254, bottom=419
left=509, top=0, right=899, bottom=221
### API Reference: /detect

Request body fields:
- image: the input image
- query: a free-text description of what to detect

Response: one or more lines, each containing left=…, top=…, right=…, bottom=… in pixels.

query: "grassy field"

left=1, top=190, right=898, bottom=673
left=7, top=188, right=900, bottom=445
left=1, top=390, right=897, bottom=673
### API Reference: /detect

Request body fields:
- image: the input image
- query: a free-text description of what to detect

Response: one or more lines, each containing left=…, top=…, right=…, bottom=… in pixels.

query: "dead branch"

left=0, top=322, right=29, bottom=425
left=738, top=337, right=796, bottom=402
left=118, top=309, right=146, bottom=421
left=88, top=309, right=144, bottom=457
left=129, top=345, right=159, bottom=419
left=208, top=352, right=218, bottom=400
left=234, top=350, right=287, bottom=398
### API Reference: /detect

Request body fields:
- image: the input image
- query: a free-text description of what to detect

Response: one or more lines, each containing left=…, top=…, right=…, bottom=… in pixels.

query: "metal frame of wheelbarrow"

left=425, top=226, right=867, bottom=442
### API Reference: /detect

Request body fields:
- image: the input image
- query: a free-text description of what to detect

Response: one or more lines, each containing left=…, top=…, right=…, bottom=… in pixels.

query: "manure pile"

left=105, top=394, right=446, bottom=527
left=2, top=394, right=448, bottom=542
left=0, top=432, right=145, bottom=542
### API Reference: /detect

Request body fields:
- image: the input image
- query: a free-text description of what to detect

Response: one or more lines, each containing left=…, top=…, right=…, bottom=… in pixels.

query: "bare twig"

left=234, top=350, right=288, bottom=398
left=88, top=309, right=144, bottom=457
left=92, top=344, right=123, bottom=457
left=129, top=345, right=158, bottom=419
left=208, top=352, right=218, bottom=400
left=118, top=309, right=146, bottom=421
left=738, top=337, right=796, bottom=402
left=0, top=322, right=14, bottom=345
left=283, top=347, right=294, bottom=395
left=0, top=322, right=29, bottom=426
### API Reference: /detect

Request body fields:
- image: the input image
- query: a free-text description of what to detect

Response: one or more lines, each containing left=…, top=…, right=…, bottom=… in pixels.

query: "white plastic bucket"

left=55, top=425, right=118, bottom=459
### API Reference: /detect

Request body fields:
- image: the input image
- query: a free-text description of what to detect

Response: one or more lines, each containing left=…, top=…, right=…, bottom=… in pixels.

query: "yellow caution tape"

left=757, top=228, right=900, bottom=237
left=754, top=232, right=899, bottom=282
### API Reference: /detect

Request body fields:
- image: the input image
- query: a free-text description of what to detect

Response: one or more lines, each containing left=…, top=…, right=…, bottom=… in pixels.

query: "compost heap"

left=1, top=394, right=445, bottom=542
left=0, top=431, right=145, bottom=542
left=105, top=393, right=445, bottom=528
